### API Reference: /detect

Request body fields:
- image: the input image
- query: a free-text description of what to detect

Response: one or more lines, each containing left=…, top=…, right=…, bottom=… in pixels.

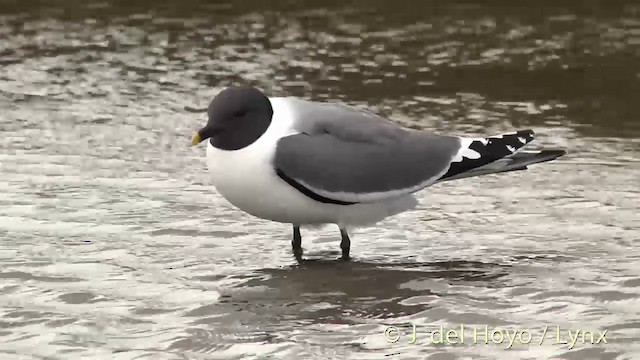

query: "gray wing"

left=273, top=98, right=463, bottom=204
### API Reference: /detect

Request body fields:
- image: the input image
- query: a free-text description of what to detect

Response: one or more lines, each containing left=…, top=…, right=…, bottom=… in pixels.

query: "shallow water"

left=1, top=0, right=639, bottom=359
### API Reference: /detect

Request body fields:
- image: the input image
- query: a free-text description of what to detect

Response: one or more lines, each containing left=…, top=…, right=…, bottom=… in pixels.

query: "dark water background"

left=0, top=0, right=639, bottom=359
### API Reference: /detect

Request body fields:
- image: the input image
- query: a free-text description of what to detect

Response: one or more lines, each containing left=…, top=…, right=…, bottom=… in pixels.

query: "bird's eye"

left=234, top=110, right=247, bottom=117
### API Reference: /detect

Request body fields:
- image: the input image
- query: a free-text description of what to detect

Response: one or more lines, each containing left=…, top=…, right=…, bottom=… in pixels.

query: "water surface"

left=0, top=0, right=639, bottom=359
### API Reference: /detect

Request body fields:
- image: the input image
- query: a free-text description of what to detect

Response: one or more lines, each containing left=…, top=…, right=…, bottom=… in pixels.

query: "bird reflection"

left=210, top=256, right=510, bottom=324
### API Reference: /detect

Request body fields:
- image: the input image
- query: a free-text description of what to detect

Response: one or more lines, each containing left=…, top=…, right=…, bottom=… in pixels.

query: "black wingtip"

left=514, top=129, right=535, bottom=141
left=540, top=149, right=567, bottom=158
left=519, top=129, right=535, bottom=136
left=521, top=149, right=567, bottom=166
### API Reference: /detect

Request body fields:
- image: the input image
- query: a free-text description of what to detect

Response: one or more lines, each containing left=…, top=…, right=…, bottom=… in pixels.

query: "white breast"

left=205, top=97, right=418, bottom=226
left=205, top=98, right=325, bottom=223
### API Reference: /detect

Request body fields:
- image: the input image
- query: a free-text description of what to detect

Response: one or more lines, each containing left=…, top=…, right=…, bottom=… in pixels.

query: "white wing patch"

left=451, top=133, right=526, bottom=163
left=451, top=138, right=482, bottom=163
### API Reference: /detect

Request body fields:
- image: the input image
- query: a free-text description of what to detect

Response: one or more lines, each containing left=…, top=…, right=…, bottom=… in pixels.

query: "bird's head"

left=191, top=86, right=273, bottom=151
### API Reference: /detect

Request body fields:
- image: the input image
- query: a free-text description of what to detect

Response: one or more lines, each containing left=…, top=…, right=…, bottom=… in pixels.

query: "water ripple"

left=0, top=0, right=639, bottom=359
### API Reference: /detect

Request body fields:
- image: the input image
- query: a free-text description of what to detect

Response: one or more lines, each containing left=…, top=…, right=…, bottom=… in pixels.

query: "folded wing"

left=273, top=99, right=535, bottom=204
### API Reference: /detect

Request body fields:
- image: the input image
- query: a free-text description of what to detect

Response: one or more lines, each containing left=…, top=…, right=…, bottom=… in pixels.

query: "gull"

left=191, top=87, right=565, bottom=260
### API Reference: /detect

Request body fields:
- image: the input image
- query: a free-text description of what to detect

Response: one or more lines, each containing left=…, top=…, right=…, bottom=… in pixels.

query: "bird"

left=191, top=86, right=566, bottom=261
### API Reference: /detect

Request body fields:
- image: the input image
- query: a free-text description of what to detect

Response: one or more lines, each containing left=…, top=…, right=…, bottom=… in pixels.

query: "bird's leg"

left=339, top=227, right=351, bottom=261
left=292, top=225, right=303, bottom=260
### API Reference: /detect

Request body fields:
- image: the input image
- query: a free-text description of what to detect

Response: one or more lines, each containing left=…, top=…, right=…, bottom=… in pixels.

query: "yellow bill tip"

left=191, top=132, right=201, bottom=146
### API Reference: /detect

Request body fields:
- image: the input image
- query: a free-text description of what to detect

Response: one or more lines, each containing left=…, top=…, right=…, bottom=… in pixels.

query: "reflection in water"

left=226, top=259, right=508, bottom=320
left=0, top=0, right=639, bottom=359
left=172, top=258, right=512, bottom=356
